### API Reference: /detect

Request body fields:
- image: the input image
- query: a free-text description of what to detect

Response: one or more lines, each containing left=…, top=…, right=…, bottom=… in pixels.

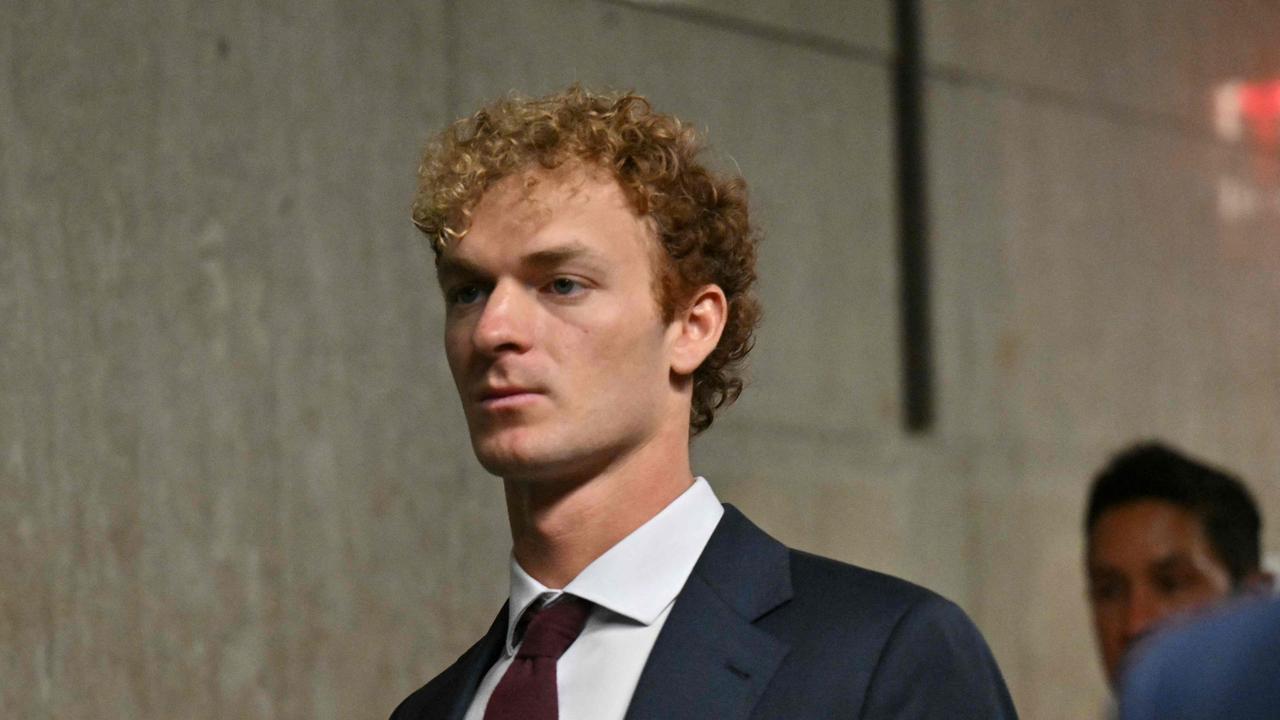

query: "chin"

left=472, top=430, right=557, bottom=479
left=470, top=430, right=610, bottom=484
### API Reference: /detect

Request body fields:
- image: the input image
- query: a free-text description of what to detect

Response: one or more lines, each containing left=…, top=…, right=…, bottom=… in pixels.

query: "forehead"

left=1087, top=499, right=1216, bottom=567
left=471, top=164, right=639, bottom=238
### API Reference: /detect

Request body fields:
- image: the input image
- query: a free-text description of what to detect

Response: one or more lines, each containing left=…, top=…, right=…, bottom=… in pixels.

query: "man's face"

left=1086, top=499, right=1233, bottom=687
left=437, top=166, right=680, bottom=482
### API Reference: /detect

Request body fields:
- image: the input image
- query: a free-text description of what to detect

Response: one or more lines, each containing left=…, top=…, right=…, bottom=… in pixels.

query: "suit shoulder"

left=786, top=548, right=953, bottom=623
left=778, top=549, right=1003, bottom=671
left=763, top=549, right=1017, bottom=717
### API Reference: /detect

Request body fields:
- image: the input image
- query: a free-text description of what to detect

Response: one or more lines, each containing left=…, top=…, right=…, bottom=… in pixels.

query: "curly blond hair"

left=413, top=85, right=760, bottom=435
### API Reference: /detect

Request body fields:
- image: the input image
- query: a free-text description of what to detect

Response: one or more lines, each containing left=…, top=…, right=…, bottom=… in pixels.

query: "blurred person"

left=389, top=86, right=1017, bottom=719
left=1119, top=596, right=1280, bottom=720
left=1084, top=441, right=1271, bottom=691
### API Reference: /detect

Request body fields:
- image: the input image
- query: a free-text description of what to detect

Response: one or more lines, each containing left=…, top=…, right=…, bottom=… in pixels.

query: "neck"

left=502, top=426, right=695, bottom=588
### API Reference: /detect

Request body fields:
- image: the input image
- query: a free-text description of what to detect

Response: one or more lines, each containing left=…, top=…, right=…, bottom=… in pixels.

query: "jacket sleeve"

left=860, top=593, right=1018, bottom=720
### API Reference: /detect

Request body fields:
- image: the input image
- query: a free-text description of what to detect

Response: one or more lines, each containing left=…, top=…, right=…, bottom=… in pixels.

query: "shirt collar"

left=504, top=565, right=558, bottom=656
left=502, top=477, right=723, bottom=654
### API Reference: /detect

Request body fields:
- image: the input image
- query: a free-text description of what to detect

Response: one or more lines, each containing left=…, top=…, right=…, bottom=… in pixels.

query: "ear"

left=668, top=284, right=728, bottom=376
left=1242, top=570, right=1275, bottom=596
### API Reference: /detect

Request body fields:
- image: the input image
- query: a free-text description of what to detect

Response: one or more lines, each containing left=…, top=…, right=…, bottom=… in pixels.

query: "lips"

left=475, top=384, right=544, bottom=410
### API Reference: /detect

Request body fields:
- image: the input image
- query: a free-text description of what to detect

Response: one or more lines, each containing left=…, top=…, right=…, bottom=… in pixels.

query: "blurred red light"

left=1239, top=81, right=1280, bottom=149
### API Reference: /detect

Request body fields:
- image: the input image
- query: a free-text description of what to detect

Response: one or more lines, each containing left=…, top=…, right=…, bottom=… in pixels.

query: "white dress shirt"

left=463, top=477, right=724, bottom=720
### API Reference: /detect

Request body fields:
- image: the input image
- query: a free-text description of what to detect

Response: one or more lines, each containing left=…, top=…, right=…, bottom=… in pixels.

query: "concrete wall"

left=3, top=1, right=1277, bottom=718
left=921, top=3, right=1280, bottom=715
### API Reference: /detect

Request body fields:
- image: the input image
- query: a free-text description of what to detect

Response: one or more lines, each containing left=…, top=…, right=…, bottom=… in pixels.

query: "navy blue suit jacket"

left=1120, top=597, right=1280, bottom=720
left=391, top=505, right=1017, bottom=719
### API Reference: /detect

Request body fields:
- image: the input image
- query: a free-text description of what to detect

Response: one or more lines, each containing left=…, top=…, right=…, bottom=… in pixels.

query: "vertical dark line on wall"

left=893, top=0, right=935, bottom=433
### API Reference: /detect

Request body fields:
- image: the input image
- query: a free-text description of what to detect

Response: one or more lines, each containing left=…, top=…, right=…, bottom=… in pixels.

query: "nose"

left=1122, top=587, right=1163, bottom=645
left=471, top=279, right=532, bottom=355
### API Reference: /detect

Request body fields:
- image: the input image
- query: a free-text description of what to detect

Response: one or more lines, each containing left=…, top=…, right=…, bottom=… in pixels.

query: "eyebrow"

left=436, top=241, right=604, bottom=284
left=435, top=255, right=484, bottom=285
left=523, top=241, right=601, bottom=270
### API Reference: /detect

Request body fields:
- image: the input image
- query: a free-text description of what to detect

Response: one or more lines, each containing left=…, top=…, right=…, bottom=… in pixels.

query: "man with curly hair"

left=390, top=86, right=1016, bottom=720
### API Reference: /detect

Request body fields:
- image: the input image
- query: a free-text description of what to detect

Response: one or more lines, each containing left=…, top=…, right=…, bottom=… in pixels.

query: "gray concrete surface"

left=3, top=1, right=1277, bottom=718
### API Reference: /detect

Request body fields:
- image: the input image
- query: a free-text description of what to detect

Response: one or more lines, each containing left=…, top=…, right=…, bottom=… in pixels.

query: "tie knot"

left=516, top=595, right=592, bottom=660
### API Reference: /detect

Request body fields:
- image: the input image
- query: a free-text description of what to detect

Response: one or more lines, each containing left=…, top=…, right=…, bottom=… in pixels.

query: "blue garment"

left=1120, top=597, right=1280, bottom=720
left=390, top=504, right=1018, bottom=719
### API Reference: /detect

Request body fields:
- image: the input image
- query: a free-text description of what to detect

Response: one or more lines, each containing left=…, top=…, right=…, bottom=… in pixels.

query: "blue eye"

left=448, top=284, right=485, bottom=306
left=548, top=278, right=583, bottom=296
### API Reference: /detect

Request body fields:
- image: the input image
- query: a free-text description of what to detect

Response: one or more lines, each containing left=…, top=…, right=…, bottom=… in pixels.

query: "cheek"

left=603, top=326, right=670, bottom=380
left=575, top=305, right=664, bottom=358
left=1179, top=583, right=1231, bottom=608
left=1091, top=605, right=1119, bottom=632
left=1091, top=598, right=1128, bottom=634
left=443, top=324, right=472, bottom=377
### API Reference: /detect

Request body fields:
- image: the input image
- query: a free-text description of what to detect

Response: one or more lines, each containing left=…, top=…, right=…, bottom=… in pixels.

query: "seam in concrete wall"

left=925, top=61, right=1216, bottom=141
left=598, top=0, right=890, bottom=64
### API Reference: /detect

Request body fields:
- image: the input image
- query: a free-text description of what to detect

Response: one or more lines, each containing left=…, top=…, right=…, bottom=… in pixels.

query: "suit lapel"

left=624, top=505, right=792, bottom=720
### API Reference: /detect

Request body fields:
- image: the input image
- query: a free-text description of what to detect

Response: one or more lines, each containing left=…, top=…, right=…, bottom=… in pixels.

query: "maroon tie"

left=484, top=595, right=592, bottom=720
